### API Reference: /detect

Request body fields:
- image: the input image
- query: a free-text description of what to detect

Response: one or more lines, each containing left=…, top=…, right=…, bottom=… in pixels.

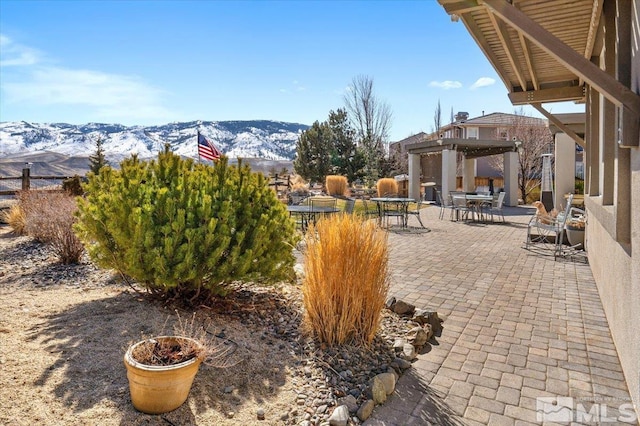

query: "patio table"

left=452, top=194, right=493, bottom=222
left=287, top=205, right=340, bottom=232
left=371, top=197, right=415, bottom=229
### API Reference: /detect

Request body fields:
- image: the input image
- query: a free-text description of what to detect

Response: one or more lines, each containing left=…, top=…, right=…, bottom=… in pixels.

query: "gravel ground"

left=0, top=225, right=429, bottom=426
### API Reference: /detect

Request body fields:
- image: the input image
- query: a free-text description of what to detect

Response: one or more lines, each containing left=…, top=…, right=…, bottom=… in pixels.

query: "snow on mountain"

left=0, top=120, right=308, bottom=162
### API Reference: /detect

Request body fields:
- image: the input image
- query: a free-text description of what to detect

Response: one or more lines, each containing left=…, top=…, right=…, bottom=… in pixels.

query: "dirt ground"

left=0, top=225, right=309, bottom=425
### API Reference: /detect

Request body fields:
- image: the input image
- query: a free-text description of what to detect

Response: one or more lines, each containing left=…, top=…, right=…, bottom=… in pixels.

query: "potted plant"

left=124, top=335, right=206, bottom=414
left=565, top=215, right=586, bottom=248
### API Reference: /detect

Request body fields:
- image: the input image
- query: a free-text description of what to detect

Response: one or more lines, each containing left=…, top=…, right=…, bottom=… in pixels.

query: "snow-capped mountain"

left=0, top=120, right=308, bottom=162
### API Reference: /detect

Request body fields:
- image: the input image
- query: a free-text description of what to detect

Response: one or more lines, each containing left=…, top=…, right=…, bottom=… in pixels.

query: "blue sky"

left=0, top=0, right=583, bottom=142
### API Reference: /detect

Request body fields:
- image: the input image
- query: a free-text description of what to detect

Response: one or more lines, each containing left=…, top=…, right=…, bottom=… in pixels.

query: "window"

left=466, top=127, right=478, bottom=139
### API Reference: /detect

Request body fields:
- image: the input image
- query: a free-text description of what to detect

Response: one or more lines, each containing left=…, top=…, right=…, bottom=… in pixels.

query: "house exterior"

left=437, top=0, right=639, bottom=415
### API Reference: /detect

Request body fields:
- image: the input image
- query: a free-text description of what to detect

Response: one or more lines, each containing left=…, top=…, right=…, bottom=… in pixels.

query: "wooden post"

left=21, top=168, right=30, bottom=191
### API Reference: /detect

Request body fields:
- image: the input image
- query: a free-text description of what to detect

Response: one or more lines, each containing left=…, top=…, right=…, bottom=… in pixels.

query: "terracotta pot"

left=124, top=336, right=203, bottom=414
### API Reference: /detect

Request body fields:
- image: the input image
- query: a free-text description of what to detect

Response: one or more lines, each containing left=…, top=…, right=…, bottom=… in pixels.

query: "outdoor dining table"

left=370, top=197, right=415, bottom=229
left=286, top=205, right=340, bottom=231
left=451, top=194, right=493, bottom=222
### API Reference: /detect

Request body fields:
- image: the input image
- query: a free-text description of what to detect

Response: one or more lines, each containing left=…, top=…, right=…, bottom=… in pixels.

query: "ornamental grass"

left=302, top=214, right=389, bottom=346
left=376, top=178, right=398, bottom=197
left=3, top=203, right=27, bottom=235
left=325, top=175, right=348, bottom=196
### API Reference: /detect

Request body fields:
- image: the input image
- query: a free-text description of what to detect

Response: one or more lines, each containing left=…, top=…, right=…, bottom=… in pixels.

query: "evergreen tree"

left=328, top=109, right=365, bottom=183
left=88, top=137, right=107, bottom=174
left=293, top=121, right=332, bottom=184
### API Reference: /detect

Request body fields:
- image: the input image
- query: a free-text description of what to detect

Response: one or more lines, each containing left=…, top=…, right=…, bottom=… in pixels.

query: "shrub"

left=325, top=175, right=348, bottom=196
left=2, top=204, right=26, bottom=234
left=302, top=214, right=389, bottom=346
left=376, top=178, right=398, bottom=197
left=19, top=190, right=84, bottom=264
left=62, top=175, right=85, bottom=196
left=75, top=149, right=299, bottom=303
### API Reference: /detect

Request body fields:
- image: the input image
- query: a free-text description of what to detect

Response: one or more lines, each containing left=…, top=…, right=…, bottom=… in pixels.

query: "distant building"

left=390, top=112, right=553, bottom=200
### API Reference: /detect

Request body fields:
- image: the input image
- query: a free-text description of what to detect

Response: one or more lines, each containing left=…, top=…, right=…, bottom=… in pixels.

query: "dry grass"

left=302, top=214, right=389, bottom=346
left=19, top=190, right=84, bottom=264
left=325, top=175, right=348, bottom=196
left=130, top=312, right=235, bottom=366
left=2, top=204, right=27, bottom=235
left=376, top=178, right=398, bottom=197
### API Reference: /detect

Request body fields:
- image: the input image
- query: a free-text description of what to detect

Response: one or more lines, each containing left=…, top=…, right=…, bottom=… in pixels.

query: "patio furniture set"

left=286, top=194, right=428, bottom=232
left=434, top=188, right=506, bottom=223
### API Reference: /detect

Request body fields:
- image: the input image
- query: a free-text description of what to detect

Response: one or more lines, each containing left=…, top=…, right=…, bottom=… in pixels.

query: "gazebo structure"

left=405, top=137, right=521, bottom=206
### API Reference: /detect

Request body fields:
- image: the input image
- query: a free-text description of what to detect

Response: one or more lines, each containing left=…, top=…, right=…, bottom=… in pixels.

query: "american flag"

left=197, top=132, right=221, bottom=161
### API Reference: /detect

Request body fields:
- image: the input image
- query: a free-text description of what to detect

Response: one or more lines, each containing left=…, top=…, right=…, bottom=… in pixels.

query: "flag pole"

left=197, top=129, right=201, bottom=164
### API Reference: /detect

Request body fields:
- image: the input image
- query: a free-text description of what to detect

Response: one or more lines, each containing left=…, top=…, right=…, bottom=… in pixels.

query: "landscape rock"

left=328, top=405, right=349, bottom=426
left=392, top=357, right=412, bottom=370
left=392, top=300, right=415, bottom=315
left=407, top=326, right=429, bottom=347
left=257, top=408, right=265, bottom=420
left=375, top=372, right=397, bottom=395
left=336, top=394, right=358, bottom=413
left=402, top=343, right=417, bottom=360
left=294, top=263, right=305, bottom=279
left=357, top=400, right=375, bottom=421
left=393, top=338, right=406, bottom=352
left=367, top=376, right=387, bottom=404
left=385, top=297, right=396, bottom=310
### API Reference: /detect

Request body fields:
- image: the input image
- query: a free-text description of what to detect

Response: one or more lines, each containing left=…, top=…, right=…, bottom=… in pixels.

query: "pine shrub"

left=325, top=175, right=348, bottom=196
left=302, top=214, right=389, bottom=346
left=75, top=149, right=299, bottom=302
left=376, top=178, right=398, bottom=197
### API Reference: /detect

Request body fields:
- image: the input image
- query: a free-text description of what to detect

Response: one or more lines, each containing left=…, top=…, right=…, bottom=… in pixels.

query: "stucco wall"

left=587, top=191, right=639, bottom=413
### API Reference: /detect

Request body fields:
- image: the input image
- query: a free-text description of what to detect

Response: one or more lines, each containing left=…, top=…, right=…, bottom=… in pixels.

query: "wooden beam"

left=531, top=103, right=585, bottom=149
left=440, top=0, right=482, bottom=14
left=487, top=10, right=529, bottom=90
left=483, top=0, right=640, bottom=116
left=518, top=33, right=539, bottom=90
left=459, top=13, right=513, bottom=91
left=508, top=86, right=585, bottom=104
left=584, top=0, right=603, bottom=59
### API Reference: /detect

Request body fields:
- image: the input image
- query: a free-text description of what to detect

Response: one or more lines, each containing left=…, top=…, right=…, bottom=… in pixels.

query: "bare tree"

left=343, top=75, right=392, bottom=184
left=433, top=99, right=442, bottom=135
left=489, top=108, right=553, bottom=203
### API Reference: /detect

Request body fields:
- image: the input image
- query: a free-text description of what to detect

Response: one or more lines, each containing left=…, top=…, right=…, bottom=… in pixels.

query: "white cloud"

left=428, top=80, right=463, bottom=90
left=2, top=66, right=174, bottom=121
left=0, top=34, right=41, bottom=67
left=470, top=77, right=496, bottom=90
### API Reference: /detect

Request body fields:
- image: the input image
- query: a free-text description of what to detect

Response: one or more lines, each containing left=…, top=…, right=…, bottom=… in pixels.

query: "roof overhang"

left=437, top=0, right=640, bottom=147
left=406, top=138, right=519, bottom=159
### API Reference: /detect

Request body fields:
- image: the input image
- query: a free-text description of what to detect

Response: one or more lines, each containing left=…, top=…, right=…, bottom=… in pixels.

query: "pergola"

left=406, top=138, right=521, bottom=206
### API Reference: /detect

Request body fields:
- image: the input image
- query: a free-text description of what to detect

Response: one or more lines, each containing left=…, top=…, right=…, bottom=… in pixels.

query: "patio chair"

left=486, top=192, right=506, bottom=223
left=309, top=196, right=338, bottom=225
left=288, top=192, right=308, bottom=205
left=450, top=192, right=472, bottom=221
left=433, top=188, right=451, bottom=220
left=343, top=197, right=356, bottom=214
left=525, top=194, right=574, bottom=259
left=360, top=199, right=380, bottom=221
left=379, top=193, right=405, bottom=227
left=406, top=199, right=427, bottom=228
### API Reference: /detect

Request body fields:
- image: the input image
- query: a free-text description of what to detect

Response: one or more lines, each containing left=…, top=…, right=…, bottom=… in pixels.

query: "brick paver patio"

left=365, top=205, right=636, bottom=425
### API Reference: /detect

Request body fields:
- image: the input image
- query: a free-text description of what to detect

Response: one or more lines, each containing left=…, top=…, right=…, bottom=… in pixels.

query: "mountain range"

left=0, top=120, right=308, bottom=175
